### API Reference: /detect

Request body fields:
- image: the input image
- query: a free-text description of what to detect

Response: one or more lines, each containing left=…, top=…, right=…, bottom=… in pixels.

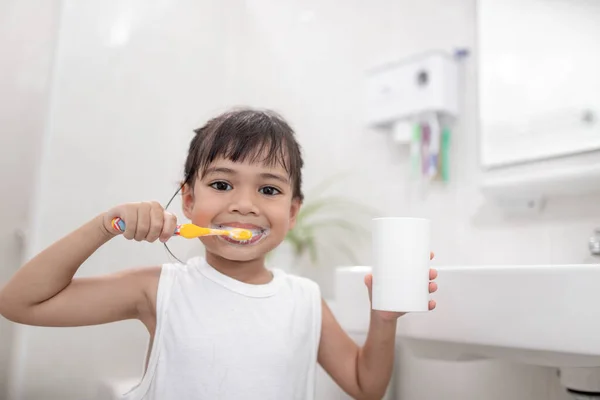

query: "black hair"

left=163, top=107, right=304, bottom=262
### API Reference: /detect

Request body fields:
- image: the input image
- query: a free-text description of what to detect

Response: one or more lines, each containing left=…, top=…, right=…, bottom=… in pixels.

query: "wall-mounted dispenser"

left=365, top=51, right=461, bottom=182
left=366, top=51, right=459, bottom=128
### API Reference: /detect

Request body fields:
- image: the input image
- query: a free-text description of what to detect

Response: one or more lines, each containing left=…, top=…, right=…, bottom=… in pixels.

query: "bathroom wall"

left=230, top=1, right=594, bottom=399
left=3, top=0, right=598, bottom=399
left=0, top=1, right=61, bottom=398
left=6, top=1, right=237, bottom=399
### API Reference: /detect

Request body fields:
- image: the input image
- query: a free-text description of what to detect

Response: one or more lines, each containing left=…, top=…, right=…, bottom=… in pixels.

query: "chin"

left=209, top=247, right=268, bottom=263
left=218, top=252, right=262, bottom=262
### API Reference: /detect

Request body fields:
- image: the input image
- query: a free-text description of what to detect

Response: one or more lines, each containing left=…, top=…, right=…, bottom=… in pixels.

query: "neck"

left=205, top=251, right=272, bottom=284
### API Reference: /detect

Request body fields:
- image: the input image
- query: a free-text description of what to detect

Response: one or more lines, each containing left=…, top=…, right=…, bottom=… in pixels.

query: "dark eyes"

left=209, top=181, right=281, bottom=196
left=259, top=186, right=281, bottom=196
left=210, top=181, right=232, bottom=191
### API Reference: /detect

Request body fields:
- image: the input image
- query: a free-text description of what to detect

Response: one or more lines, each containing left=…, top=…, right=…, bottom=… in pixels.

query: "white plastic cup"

left=372, top=217, right=431, bottom=312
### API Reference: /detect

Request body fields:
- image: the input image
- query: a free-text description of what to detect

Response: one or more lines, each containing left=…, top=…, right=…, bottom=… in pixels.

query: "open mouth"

left=211, top=224, right=270, bottom=246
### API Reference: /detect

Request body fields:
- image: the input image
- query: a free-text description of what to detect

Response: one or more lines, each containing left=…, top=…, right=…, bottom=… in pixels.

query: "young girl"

left=0, top=108, right=437, bottom=400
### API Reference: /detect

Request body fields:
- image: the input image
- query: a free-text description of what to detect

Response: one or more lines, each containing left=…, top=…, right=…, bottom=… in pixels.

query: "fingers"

left=429, top=268, right=438, bottom=280
left=365, top=272, right=437, bottom=309
left=122, top=205, right=138, bottom=241
left=160, top=212, right=177, bottom=243
left=114, top=201, right=174, bottom=243
left=364, top=273, right=373, bottom=301
left=429, top=281, right=437, bottom=293
left=428, top=299, right=436, bottom=311
left=146, top=202, right=165, bottom=243
left=134, top=202, right=151, bottom=241
left=430, top=251, right=435, bottom=260
left=428, top=264, right=438, bottom=308
left=429, top=269, right=438, bottom=293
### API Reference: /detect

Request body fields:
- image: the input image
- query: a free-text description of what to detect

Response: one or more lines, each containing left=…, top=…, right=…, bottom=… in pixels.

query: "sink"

left=396, top=264, right=600, bottom=368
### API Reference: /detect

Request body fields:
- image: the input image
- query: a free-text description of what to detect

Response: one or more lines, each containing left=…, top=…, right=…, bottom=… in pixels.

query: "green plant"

left=284, top=172, right=378, bottom=265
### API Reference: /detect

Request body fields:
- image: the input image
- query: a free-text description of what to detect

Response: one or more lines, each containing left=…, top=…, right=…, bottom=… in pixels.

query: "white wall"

left=3, top=0, right=599, bottom=399
left=8, top=1, right=236, bottom=399
left=0, top=1, right=61, bottom=398
left=232, top=2, right=593, bottom=399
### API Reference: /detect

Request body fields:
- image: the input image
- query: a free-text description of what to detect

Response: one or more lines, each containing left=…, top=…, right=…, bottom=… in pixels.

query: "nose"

left=228, top=189, right=259, bottom=216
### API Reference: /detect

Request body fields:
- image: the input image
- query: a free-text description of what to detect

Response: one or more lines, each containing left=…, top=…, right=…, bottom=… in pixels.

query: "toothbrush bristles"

left=229, top=228, right=253, bottom=240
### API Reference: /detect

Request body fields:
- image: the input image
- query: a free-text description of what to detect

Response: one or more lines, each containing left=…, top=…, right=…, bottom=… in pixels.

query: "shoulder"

left=129, top=261, right=188, bottom=330
left=124, top=260, right=189, bottom=308
left=117, top=266, right=162, bottom=311
left=153, top=257, right=198, bottom=280
left=106, top=265, right=162, bottom=296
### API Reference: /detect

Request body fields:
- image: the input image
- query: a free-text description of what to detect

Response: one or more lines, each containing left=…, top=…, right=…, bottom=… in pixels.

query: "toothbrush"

left=441, top=126, right=451, bottom=182
left=110, top=217, right=253, bottom=241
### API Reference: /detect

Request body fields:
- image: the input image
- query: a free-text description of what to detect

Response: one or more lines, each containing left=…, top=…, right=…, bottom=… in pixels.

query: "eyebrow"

left=204, top=167, right=290, bottom=184
left=260, top=172, right=290, bottom=184
left=204, top=167, right=235, bottom=176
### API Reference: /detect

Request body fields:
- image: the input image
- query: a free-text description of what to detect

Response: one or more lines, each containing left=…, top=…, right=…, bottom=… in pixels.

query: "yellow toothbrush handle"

left=179, top=225, right=251, bottom=240
left=111, top=217, right=201, bottom=238
left=111, top=218, right=241, bottom=239
left=177, top=224, right=218, bottom=238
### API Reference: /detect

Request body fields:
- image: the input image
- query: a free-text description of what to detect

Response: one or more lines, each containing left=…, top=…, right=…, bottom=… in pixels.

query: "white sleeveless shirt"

left=121, top=256, right=322, bottom=400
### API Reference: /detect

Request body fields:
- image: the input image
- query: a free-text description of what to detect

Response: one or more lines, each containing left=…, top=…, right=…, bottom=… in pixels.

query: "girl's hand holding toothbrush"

left=101, top=201, right=178, bottom=243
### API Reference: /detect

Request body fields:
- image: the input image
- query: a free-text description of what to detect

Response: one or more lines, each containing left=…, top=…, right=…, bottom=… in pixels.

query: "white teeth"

left=213, top=226, right=270, bottom=245
left=211, top=224, right=269, bottom=245
left=217, top=225, right=265, bottom=235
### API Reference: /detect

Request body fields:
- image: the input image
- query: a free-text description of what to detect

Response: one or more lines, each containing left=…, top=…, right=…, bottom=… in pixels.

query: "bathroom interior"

left=1, top=0, right=600, bottom=399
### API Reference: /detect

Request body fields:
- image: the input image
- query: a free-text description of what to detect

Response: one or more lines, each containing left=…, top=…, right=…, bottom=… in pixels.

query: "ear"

left=181, top=183, right=194, bottom=220
left=288, top=198, right=301, bottom=230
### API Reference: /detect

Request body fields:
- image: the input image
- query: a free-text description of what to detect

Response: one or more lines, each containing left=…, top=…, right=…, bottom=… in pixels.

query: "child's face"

left=182, top=156, right=300, bottom=263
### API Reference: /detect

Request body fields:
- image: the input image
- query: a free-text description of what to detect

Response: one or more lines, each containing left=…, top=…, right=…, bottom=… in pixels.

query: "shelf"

left=482, top=164, right=600, bottom=198
left=480, top=153, right=600, bottom=212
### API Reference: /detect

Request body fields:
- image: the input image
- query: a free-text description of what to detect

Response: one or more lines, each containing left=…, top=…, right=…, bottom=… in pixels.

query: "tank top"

left=120, top=256, right=322, bottom=400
